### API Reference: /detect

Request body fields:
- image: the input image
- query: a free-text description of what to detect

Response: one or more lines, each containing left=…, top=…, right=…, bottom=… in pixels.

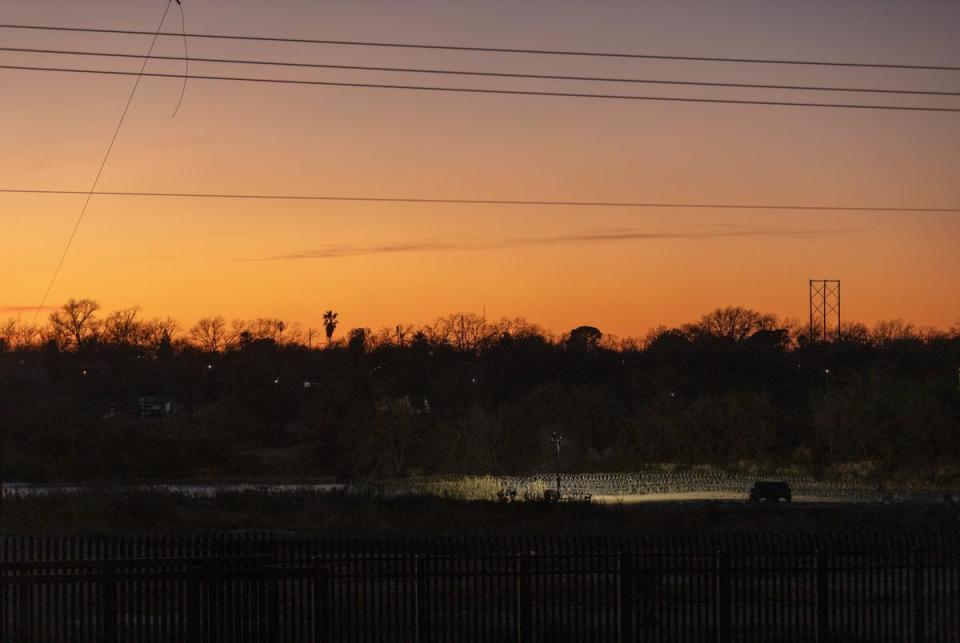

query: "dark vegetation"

left=4, top=490, right=957, bottom=536
left=1, top=299, right=959, bottom=482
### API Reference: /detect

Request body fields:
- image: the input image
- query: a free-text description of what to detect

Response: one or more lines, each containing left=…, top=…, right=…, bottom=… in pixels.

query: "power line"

left=4, top=64, right=959, bottom=113
left=29, top=4, right=174, bottom=324
left=3, top=188, right=958, bottom=213
left=2, top=23, right=959, bottom=72
left=3, top=46, right=959, bottom=97
left=171, top=1, right=189, bottom=117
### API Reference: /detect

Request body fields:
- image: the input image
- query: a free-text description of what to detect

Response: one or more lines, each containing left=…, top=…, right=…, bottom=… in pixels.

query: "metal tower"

left=809, top=279, right=841, bottom=342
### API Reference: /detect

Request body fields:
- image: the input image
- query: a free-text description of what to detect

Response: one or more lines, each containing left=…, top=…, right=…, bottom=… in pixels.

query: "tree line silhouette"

left=1, top=299, right=958, bottom=482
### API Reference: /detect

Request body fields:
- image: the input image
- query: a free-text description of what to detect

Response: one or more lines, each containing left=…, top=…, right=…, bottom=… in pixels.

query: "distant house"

left=138, top=396, right=174, bottom=419
left=102, top=395, right=178, bottom=420
left=374, top=395, right=430, bottom=415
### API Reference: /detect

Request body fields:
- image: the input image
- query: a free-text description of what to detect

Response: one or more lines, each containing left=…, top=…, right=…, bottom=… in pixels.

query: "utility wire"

left=29, top=4, right=174, bottom=324
left=3, top=188, right=958, bottom=213
left=3, top=46, right=959, bottom=97
left=3, top=64, right=959, bottom=113
left=2, top=23, right=959, bottom=72
left=171, top=1, right=189, bottom=117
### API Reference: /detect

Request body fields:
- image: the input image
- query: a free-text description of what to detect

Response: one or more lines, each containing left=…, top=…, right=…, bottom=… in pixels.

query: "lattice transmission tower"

left=809, top=279, right=841, bottom=342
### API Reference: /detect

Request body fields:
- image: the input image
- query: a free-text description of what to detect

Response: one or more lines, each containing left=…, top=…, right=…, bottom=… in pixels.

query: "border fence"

left=356, top=471, right=950, bottom=503
left=6, top=471, right=956, bottom=503
left=2, top=532, right=959, bottom=642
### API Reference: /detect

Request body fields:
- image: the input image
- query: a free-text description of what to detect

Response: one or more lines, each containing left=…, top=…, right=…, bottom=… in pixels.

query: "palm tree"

left=322, top=310, right=339, bottom=347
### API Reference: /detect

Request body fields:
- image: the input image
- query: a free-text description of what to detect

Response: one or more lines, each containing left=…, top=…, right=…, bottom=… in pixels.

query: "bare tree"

left=599, top=332, right=627, bottom=351
left=641, top=324, right=672, bottom=349
left=392, top=324, right=413, bottom=347
left=778, top=317, right=804, bottom=348
left=433, top=312, right=494, bottom=352
left=420, top=319, right=452, bottom=345
left=141, top=317, right=181, bottom=349
left=226, top=319, right=247, bottom=348
left=917, top=326, right=948, bottom=342
left=616, top=336, right=642, bottom=352
left=870, top=319, right=917, bottom=346
left=0, top=318, right=16, bottom=350
left=48, top=298, right=101, bottom=349
left=12, top=320, right=43, bottom=349
left=283, top=321, right=304, bottom=346
left=840, top=321, right=871, bottom=345
left=104, top=306, right=142, bottom=346
left=371, top=324, right=414, bottom=348
left=453, top=312, right=493, bottom=351
left=493, top=317, right=549, bottom=341
left=684, top=306, right=777, bottom=342
left=247, top=318, right=283, bottom=342
left=189, top=316, right=229, bottom=352
left=246, top=318, right=267, bottom=340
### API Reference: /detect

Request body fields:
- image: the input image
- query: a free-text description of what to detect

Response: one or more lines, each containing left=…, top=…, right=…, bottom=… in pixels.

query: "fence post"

left=210, top=563, right=224, bottom=643
left=516, top=553, right=533, bottom=643
left=912, top=549, right=925, bottom=643
left=17, top=576, right=30, bottom=641
left=618, top=552, right=634, bottom=643
left=0, top=577, right=6, bottom=640
left=716, top=551, right=731, bottom=643
left=101, top=572, right=117, bottom=643
left=186, top=567, right=202, bottom=643
left=267, top=565, right=281, bottom=641
left=815, top=550, right=829, bottom=643
left=314, top=566, right=332, bottom=643
left=415, top=555, right=428, bottom=643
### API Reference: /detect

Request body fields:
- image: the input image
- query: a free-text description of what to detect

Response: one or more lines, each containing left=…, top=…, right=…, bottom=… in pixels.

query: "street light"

left=551, top=432, right=562, bottom=500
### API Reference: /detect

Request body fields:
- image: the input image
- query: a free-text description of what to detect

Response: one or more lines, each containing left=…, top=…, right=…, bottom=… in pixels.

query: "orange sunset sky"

left=2, top=0, right=958, bottom=338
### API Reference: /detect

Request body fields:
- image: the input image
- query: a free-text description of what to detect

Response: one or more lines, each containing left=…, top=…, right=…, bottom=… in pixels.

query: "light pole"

left=551, top=432, right=562, bottom=500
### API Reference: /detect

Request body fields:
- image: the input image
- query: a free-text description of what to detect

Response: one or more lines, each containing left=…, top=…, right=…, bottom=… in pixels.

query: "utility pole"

left=551, top=432, right=562, bottom=499
left=809, top=279, right=841, bottom=342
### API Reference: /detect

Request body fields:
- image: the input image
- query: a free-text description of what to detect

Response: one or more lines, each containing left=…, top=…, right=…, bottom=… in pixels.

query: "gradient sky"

left=2, top=0, right=959, bottom=337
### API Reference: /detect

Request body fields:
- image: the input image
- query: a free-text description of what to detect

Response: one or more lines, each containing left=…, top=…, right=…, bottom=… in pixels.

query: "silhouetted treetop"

left=683, top=306, right=778, bottom=342
left=567, top=326, right=603, bottom=352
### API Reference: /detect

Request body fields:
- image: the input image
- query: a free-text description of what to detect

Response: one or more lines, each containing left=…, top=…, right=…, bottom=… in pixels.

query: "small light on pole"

left=551, top=432, right=562, bottom=499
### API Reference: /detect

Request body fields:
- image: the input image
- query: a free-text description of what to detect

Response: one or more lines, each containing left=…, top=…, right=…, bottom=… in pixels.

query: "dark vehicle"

left=749, top=480, right=792, bottom=503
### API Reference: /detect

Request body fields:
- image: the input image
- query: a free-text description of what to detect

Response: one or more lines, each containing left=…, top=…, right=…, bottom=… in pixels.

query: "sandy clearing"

left=591, top=492, right=858, bottom=504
